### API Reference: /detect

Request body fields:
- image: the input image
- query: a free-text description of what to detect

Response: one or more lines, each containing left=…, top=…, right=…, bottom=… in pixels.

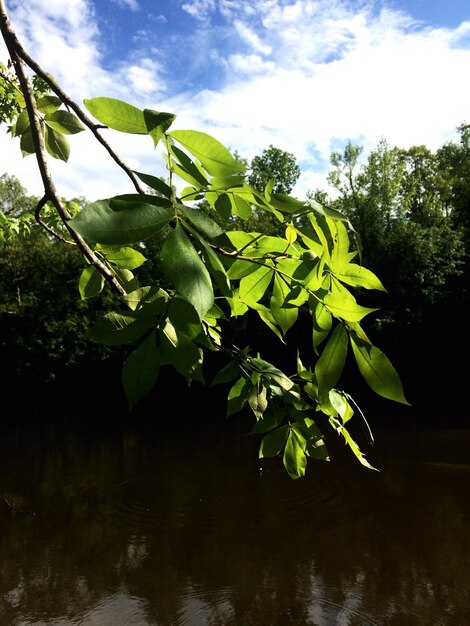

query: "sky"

left=1, top=0, right=470, bottom=201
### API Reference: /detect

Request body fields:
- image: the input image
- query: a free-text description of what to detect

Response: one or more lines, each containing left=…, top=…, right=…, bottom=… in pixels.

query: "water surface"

left=0, top=408, right=469, bottom=625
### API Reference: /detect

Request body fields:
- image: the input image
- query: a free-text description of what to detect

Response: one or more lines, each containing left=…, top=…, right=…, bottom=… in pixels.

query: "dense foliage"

left=10, top=0, right=468, bottom=478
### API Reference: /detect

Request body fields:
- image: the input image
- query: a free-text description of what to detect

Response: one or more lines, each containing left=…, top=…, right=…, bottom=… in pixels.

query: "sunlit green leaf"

left=44, top=126, right=70, bottom=161
left=271, top=273, right=298, bottom=334
left=350, top=332, right=410, bottom=405
left=250, top=357, right=294, bottom=391
left=123, top=286, right=169, bottom=313
left=169, top=129, right=243, bottom=177
left=248, top=383, right=268, bottom=420
left=227, top=376, right=251, bottom=417
left=14, top=108, right=30, bottom=136
left=98, top=245, right=147, bottom=269
left=323, top=284, right=378, bottom=322
left=315, top=323, right=348, bottom=399
left=239, top=264, right=273, bottom=305
left=335, top=263, right=387, bottom=291
left=192, top=232, right=232, bottom=297
left=44, top=110, right=85, bottom=134
left=168, top=144, right=209, bottom=187
left=84, top=97, right=148, bottom=133
left=283, top=429, right=307, bottom=479
left=78, top=265, right=104, bottom=299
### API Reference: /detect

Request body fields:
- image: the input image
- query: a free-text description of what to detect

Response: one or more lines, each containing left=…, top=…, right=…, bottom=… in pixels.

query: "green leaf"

left=69, top=197, right=172, bottom=245
left=211, top=360, right=241, bottom=386
left=270, top=273, right=298, bottom=334
left=44, top=126, right=70, bottom=161
left=250, top=358, right=294, bottom=391
left=315, top=324, right=348, bottom=399
left=227, top=376, right=251, bottom=417
left=323, top=284, right=378, bottom=323
left=179, top=205, right=224, bottom=239
left=239, top=264, right=273, bottom=306
left=122, top=332, right=160, bottom=410
left=248, top=383, right=268, bottom=420
left=161, top=224, right=214, bottom=319
left=168, top=144, right=209, bottom=187
left=192, top=232, right=231, bottom=297
left=14, top=108, right=30, bottom=136
left=44, top=110, right=85, bottom=134
left=79, top=265, right=104, bottom=299
left=169, top=130, right=243, bottom=177
left=311, top=300, right=333, bottom=350
left=87, top=312, right=155, bottom=345
left=309, top=198, right=348, bottom=221
left=133, top=171, right=173, bottom=198
left=350, top=333, right=410, bottom=405
left=98, top=245, right=147, bottom=269
left=259, top=426, right=289, bottom=458
left=84, top=97, right=148, bottom=133
left=269, top=193, right=307, bottom=213
left=229, top=193, right=252, bottom=219
left=160, top=322, right=204, bottom=382
left=329, top=220, right=350, bottom=273
left=36, top=95, right=62, bottom=114
left=123, top=286, right=169, bottom=314
left=20, top=129, right=35, bottom=157
left=168, top=296, right=203, bottom=340
left=335, top=263, right=387, bottom=291
left=329, top=389, right=354, bottom=423
left=283, top=429, right=307, bottom=479
left=143, top=109, right=176, bottom=147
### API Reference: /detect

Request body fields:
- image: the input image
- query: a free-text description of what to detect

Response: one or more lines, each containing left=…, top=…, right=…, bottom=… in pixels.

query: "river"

left=0, top=396, right=469, bottom=625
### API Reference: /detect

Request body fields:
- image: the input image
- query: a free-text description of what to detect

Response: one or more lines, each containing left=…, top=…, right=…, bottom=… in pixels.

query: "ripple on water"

left=94, top=456, right=372, bottom=534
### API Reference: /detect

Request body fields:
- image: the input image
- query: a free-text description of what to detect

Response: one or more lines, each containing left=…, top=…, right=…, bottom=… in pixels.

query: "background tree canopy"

left=2, top=0, right=468, bottom=478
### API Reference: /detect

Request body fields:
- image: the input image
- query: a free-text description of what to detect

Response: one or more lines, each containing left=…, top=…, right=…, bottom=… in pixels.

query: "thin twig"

left=35, top=194, right=74, bottom=243
left=0, top=2, right=144, bottom=194
left=3, top=496, right=36, bottom=516
left=0, top=0, right=126, bottom=295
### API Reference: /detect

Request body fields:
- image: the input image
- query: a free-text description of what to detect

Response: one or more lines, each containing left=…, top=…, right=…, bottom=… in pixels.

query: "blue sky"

left=1, top=0, right=470, bottom=201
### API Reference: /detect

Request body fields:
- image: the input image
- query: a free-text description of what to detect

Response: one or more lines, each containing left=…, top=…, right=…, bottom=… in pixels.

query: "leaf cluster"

left=53, top=97, right=410, bottom=478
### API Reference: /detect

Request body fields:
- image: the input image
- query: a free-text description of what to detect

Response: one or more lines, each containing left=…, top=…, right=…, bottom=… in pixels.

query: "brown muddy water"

left=0, top=407, right=469, bottom=626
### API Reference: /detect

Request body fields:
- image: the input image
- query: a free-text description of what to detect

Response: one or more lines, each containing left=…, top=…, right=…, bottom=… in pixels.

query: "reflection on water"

left=0, top=410, right=469, bottom=626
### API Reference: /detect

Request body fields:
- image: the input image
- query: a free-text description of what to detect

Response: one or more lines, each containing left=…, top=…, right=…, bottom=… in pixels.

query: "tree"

left=0, top=0, right=408, bottom=479
left=314, top=135, right=466, bottom=400
left=248, top=145, right=301, bottom=195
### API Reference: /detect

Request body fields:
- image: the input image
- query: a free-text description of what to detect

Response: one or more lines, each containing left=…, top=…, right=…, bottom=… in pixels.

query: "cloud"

left=233, top=19, right=272, bottom=55
left=111, top=0, right=140, bottom=10
left=181, top=0, right=216, bottom=21
left=1, top=0, right=470, bottom=203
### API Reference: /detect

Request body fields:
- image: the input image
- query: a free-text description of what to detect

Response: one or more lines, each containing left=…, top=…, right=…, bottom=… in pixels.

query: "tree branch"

left=0, top=0, right=126, bottom=295
left=0, top=2, right=144, bottom=194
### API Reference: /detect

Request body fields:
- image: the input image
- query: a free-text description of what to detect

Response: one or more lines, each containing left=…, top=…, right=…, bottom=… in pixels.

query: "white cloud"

left=111, top=0, right=140, bottom=10
left=228, top=53, right=276, bottom=75
left=181, top=0, right=216, bottom=21
left=233, top=19, right=272, bottom=55
left=1, top=0, right=470, bottom=204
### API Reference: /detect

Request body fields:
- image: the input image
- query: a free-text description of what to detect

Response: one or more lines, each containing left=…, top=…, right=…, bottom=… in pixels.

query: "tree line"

left=2, top=127, right=468, bottom=408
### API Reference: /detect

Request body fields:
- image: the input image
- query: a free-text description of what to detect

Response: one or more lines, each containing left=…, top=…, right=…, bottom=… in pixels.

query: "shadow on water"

left=1, top=371, right=470, bottom=626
